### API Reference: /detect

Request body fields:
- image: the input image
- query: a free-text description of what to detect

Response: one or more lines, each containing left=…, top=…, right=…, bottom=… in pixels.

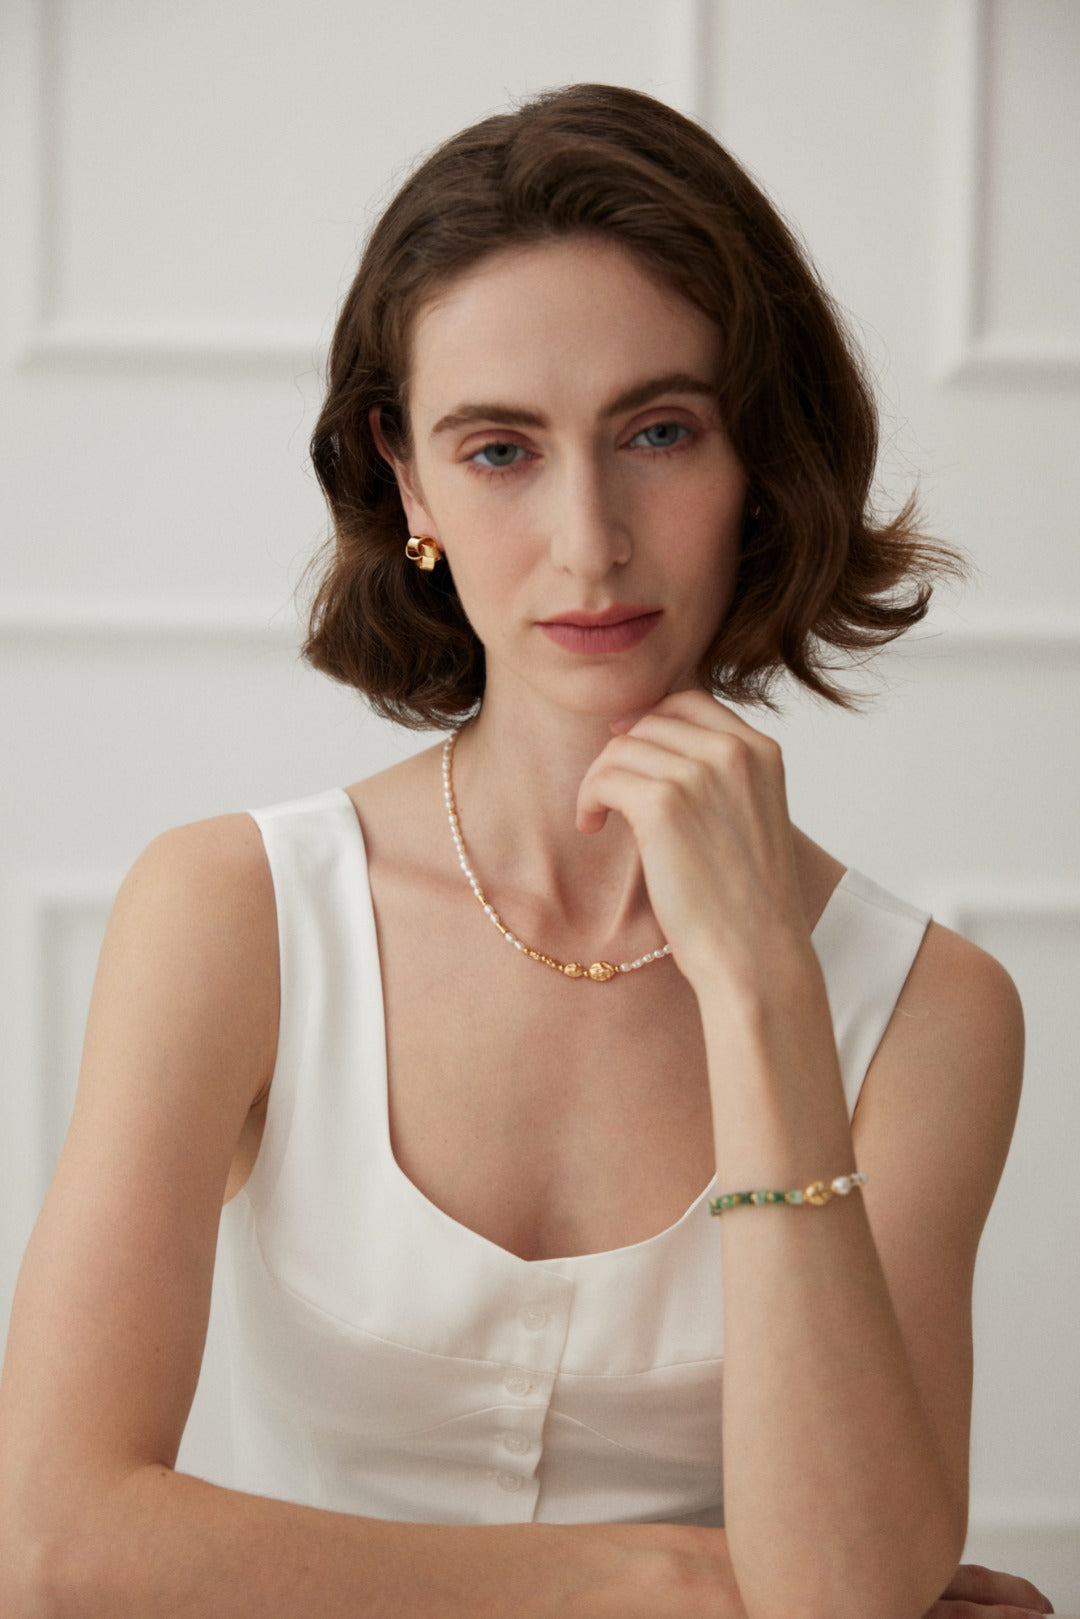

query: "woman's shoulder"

left=127, top=811, right=274, bottom=909
left=83, top=814, right=281, bottom=1129
left=343, top=740, right=447, bottom=868
left=899, top=913, right=1024, bottom=1058
left=344, top=739, right=443, bottom=809
left=854, top=901, right=1024, bottom=1192
left=113, top=813, right=279, bottom=1021
left=118, top=744, right=443, bottom=940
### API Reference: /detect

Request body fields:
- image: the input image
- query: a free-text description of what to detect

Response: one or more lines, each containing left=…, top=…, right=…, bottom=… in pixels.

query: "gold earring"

left=405, top=535, right=442, bottom=571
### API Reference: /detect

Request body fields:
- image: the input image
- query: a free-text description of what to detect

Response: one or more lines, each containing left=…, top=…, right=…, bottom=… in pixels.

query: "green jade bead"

left=709, top=1188, right=792, bottom=1215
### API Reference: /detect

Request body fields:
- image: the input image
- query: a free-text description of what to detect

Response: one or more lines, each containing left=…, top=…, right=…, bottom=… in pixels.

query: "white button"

left=520, top=1305, right=548, bottom=1330
left=495, top=1470, right=523, bottom=1492
left=504, top=1373, right=533, bottom=1396
left=500, top=1431, right=530, bottom=1455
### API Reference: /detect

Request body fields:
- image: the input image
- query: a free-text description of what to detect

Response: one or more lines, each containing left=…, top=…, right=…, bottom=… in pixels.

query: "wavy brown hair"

left=304, top=83, right=962, bottom=729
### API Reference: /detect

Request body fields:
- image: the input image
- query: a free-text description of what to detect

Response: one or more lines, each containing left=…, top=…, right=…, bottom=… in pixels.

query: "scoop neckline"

left=334, top=786, right=854, bottom=1271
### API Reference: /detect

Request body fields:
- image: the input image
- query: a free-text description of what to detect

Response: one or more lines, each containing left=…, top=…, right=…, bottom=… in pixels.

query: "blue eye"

left=470, top=441, right=526, bottom=470
left=631, top=422, right=690, bottom=450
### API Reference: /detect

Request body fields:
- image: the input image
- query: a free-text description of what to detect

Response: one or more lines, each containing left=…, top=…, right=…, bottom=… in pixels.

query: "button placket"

left=487, top=1270, right=571, bottom=1509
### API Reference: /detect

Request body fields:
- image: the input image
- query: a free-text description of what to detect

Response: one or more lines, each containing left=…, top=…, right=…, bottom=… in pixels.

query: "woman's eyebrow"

left=429, top=372, right=718, bottom=438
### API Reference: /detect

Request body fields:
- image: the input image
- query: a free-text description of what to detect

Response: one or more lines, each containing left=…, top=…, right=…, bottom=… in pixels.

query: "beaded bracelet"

left=708, top=1170, right=867, bottom=1216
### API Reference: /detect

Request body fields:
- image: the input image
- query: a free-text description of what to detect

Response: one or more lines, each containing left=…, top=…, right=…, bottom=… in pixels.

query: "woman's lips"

left=537, top=608, right=663, bottom=654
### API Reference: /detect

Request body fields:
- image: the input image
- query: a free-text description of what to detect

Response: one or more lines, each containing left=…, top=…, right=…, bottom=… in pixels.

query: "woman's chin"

left=527, top=665, right=693, bottom=725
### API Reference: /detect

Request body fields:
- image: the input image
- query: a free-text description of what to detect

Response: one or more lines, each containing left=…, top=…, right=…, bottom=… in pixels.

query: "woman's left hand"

left=925, top=1561, right=1054, bottom=1616
left=576, top=689, right=807, bottom=992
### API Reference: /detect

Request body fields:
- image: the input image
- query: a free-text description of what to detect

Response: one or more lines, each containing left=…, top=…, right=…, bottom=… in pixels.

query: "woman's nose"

left=547, top=461, right=631, bottom=580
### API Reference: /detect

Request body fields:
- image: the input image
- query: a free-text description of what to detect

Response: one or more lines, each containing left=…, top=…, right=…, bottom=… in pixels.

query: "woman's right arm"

left=0, top=818, right=738, bottom=1619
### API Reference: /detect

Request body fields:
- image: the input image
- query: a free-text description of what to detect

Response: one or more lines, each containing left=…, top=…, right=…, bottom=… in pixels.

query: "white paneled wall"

left=1, top=0, right=1077, bottom=1604
left=710, top=3, right=1080, bottom=1596
left=947, top=0, right=1080, bottom=377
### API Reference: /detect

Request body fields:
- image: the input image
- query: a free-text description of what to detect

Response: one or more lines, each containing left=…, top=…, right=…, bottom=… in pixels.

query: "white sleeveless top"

left=216, top=789, right=930, bottom=1528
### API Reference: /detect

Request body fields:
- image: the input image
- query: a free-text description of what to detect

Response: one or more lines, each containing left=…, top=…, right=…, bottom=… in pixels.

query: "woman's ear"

left=369, top=405, right=437, bottom=539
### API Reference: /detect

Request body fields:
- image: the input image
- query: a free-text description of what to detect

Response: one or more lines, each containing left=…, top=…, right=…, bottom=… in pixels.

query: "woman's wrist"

left=682, top=924, right=825, bottom=1026
left=691, top=939, right=853, bottom=1172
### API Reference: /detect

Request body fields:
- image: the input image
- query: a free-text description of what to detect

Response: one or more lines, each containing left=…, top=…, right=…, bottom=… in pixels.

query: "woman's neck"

left=447, top=691, right=655, bottom=951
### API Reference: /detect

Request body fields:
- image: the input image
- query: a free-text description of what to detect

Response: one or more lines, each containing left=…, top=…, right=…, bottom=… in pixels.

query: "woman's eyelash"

left=629, top=421, right=693, bottom=451
left=467, top=442, right=530, bottom=473
left=465, top=420, right=694, bottom=476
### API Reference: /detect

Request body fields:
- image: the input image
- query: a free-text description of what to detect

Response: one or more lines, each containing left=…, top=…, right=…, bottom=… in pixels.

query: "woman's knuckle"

left=712, top=731, right=751, bottom=777
left=675, top=755, right=708, bottom=792
left=962, top=1563, right=995, bottom=1600
left=650, top=776, right=681, bottom=810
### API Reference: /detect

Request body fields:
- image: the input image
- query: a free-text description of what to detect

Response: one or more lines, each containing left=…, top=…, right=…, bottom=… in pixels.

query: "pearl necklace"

left=441, top=727, right=672, bottom=983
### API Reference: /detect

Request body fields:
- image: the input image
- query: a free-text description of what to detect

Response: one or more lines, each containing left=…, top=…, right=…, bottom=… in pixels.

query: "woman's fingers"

left=925, top=1608, right=1052, bottom=1619
left=930, top=1561, right=1054, bottom=1613
left=578, top=709, right=785, bottom=838
left=574, top=694, right=805, bottom=987
left=610, top=688, right=762, bottom=739
left=576, top=735, right=736, bottom=837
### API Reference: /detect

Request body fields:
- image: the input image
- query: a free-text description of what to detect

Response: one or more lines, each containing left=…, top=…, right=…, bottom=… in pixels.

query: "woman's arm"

left=578, top=692, right=1025, bottom=1619
left=709, top=918, right=1020, bottom=1619
left=0, top=818, right=743, bottom=1619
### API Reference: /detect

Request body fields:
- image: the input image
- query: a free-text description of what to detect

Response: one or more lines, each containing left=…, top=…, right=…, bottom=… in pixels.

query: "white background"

left=1, top=0, right=1078, bottom=1603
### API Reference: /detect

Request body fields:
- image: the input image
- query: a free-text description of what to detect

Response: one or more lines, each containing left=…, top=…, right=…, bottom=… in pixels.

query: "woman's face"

left=386, top=235, right=748, bottom=722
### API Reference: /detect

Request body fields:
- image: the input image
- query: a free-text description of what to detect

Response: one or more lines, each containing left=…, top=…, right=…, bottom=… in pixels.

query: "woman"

left=0, top=84, right=1052, bottom=1619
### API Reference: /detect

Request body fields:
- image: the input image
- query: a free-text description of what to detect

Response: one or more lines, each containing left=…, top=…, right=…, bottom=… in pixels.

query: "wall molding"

left=0, top=596, right=299, bottom=644
left=685, top=0, right=719, bottom=127
left=13, top=871, right=118, bottom=1206
left=15, top=0, right=329, bottom=371
left=905, top=612, right=1080, bottom=659
left=3, top=599, right=1080, bottom=655
left=930, top=884, right=1080, bottom=940
left=939, top=0, right=1080, bottom=385
left=15, top=0, right=713, bottom=373
left=949, top=897, right=1080, bottom=1609
left=969, top=1502, right=1080, bottom=1530
left=23, top=319, right=327, bottom=373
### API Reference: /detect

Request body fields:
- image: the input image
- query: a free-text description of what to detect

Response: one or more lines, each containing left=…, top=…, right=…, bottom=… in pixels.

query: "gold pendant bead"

left=442, top=728, right=671, bottom=984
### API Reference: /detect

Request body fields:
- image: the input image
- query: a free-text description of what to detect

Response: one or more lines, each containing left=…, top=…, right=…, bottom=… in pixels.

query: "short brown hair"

left=304, top=82, right=961, bottom=729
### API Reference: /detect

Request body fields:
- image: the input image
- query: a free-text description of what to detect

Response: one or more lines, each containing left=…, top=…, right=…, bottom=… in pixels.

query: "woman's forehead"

left=407, top=237, right=721, bottom=417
